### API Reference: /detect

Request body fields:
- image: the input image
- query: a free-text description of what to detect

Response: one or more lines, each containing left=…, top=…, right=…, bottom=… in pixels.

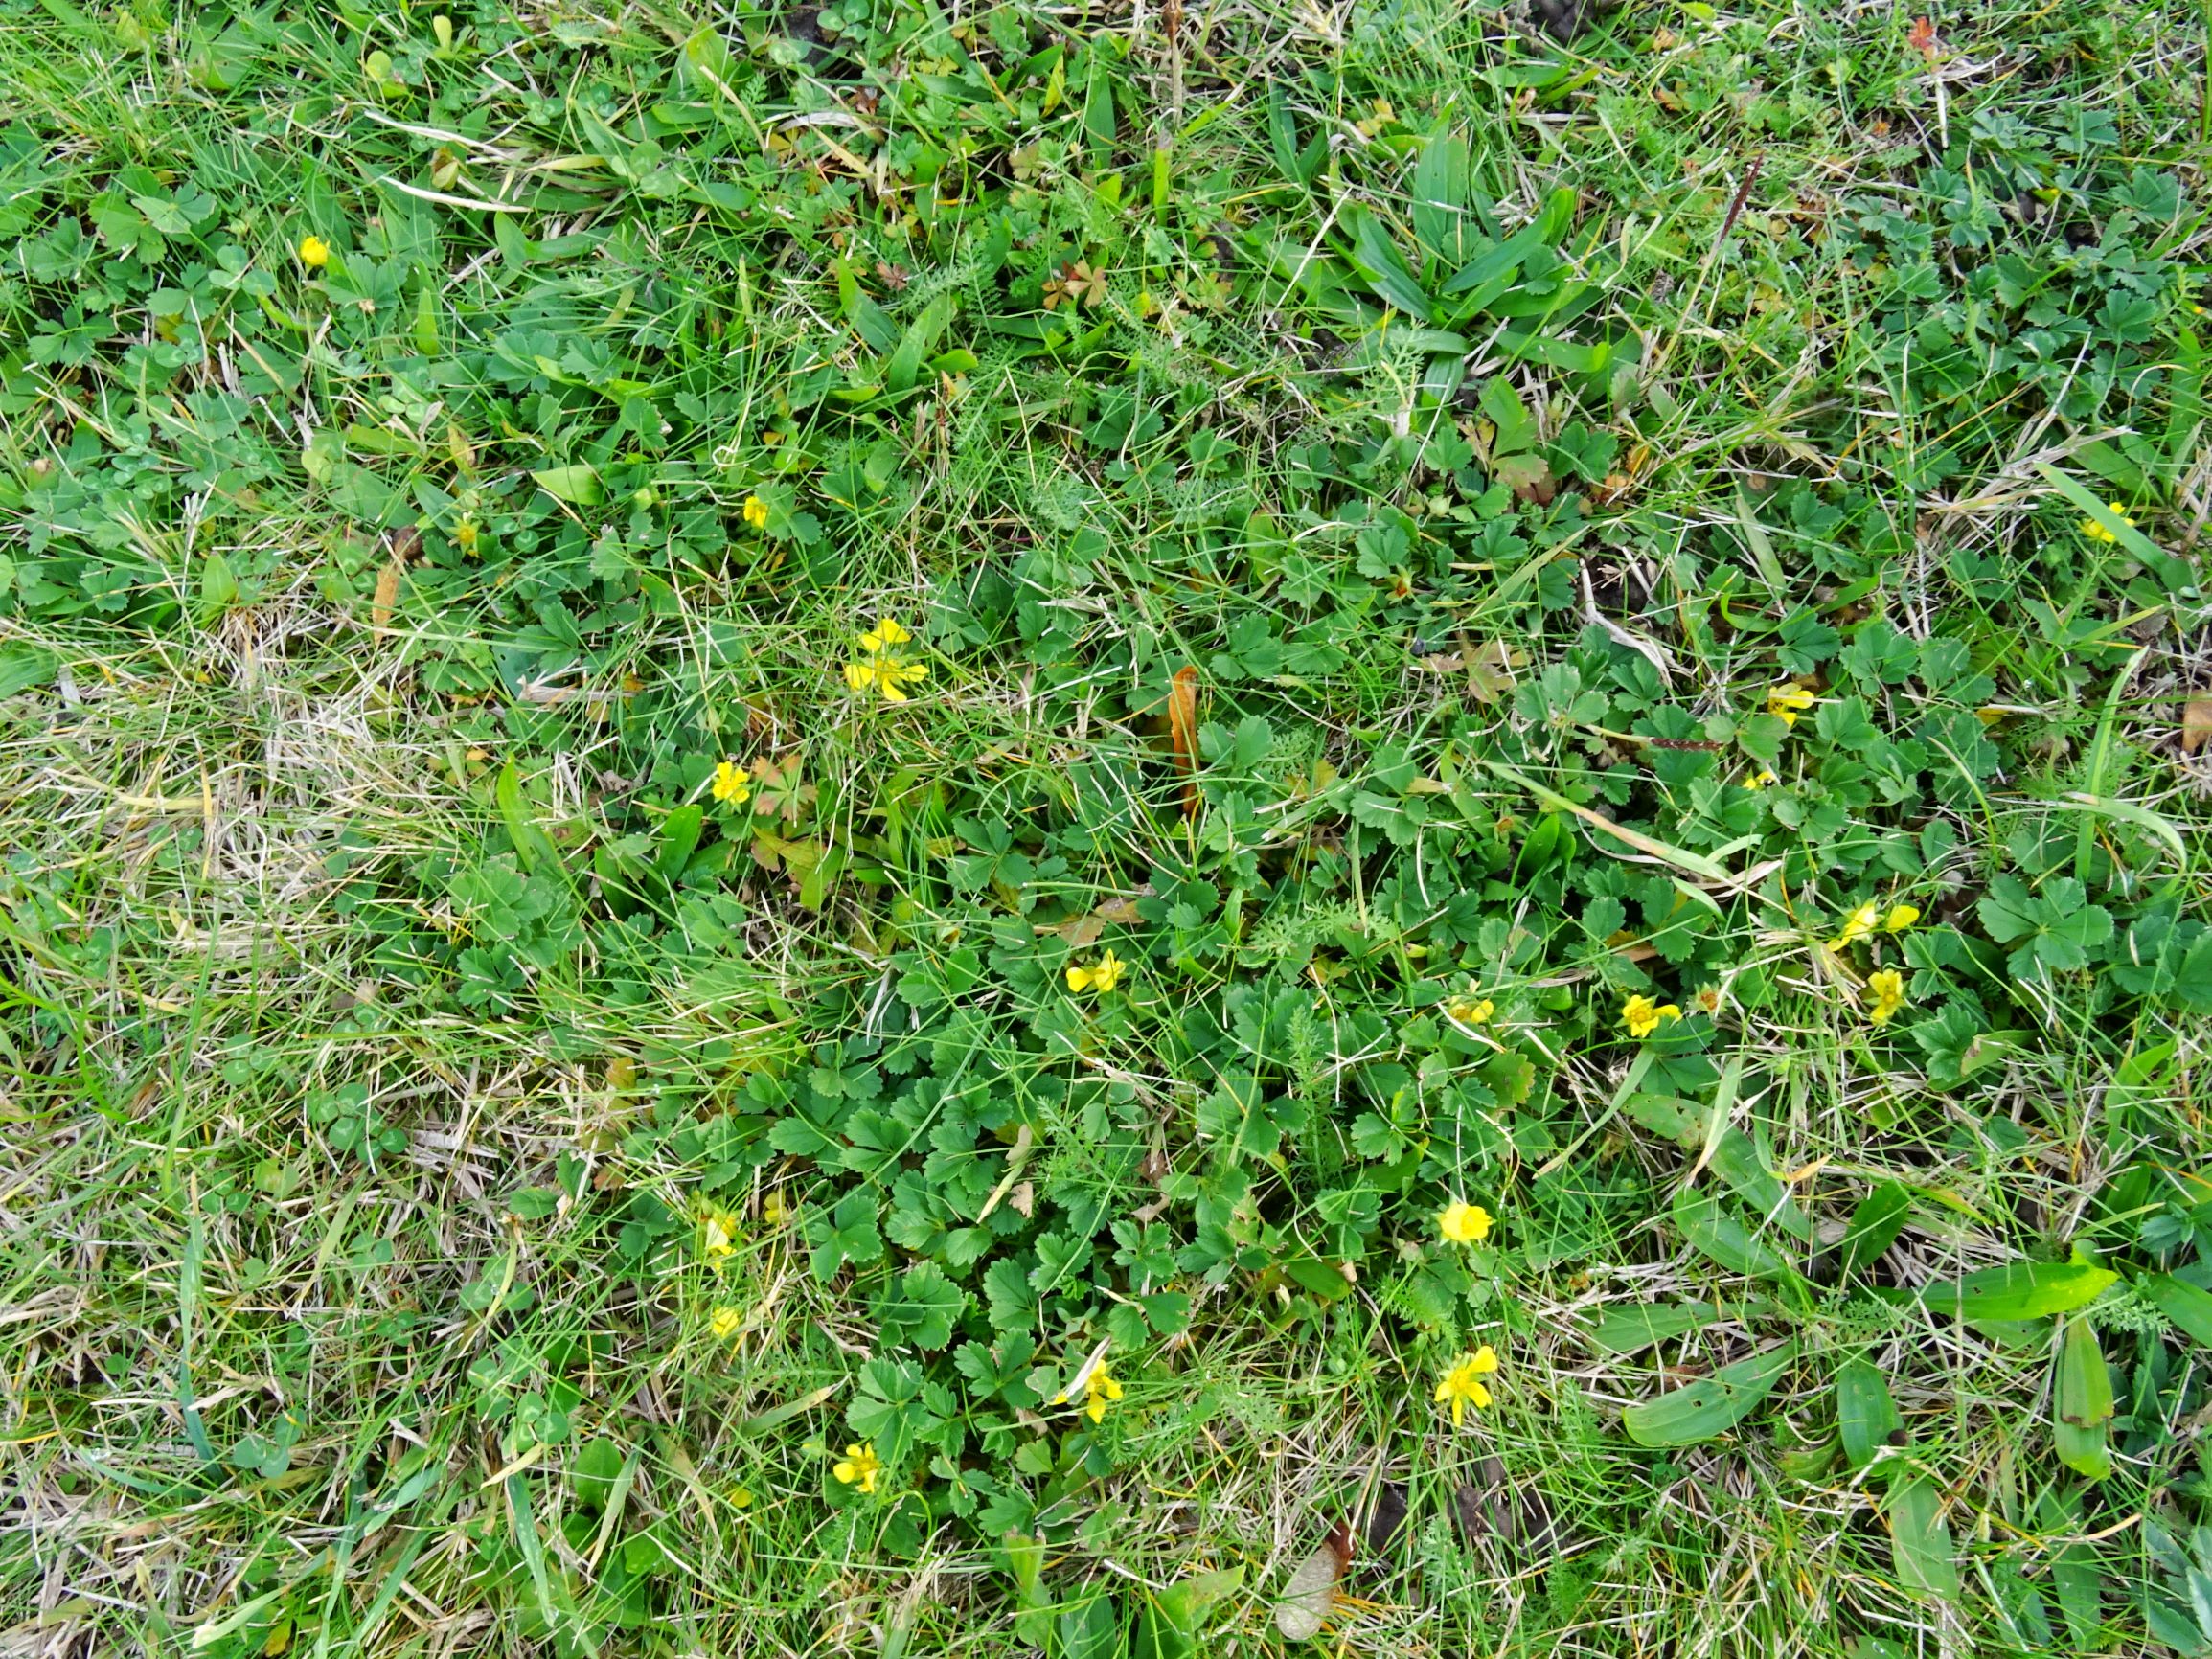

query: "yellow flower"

left=1882, top=903, right=1921, bottom=934
left=1438, top=1200, right=1493, bottom=1244
left=1828, top=901, right=1881, bottom=950
left=2082, top=502, right=2134, bottom=544
left=1081, top=1362, right=1125, bottom=1424
left=709, top=1304, right=743, bottom=1340
left=842, top=616, right=928, bottom=702
left=1865, top=968, right=1906, bottom=1026
left=1622, top=994, right=1681, bottom=1039
left=858, top=617, right=911, bottom=652
left=712, top=760, right=751, bottom=806
left=297, top=234, right=331, bottom=268
left=454, top=519, right=479, bottom=554
left=1434, top=1346, right=1499, bottom=1426
left=1447, top=993, right=1494, bottom=1027
left=1767, top=684, right=1817, bottom=726
left=832, top=1443, right=881, bottom=1493
left=1066, top=950, right=1126, bottom=994
left=762, top=1193, right=787, bottom=1226
left=700, top=1206, right=740, bottom=1261
left=876, top=659, right=928, bottom=701
left=742, top=494, right=769, bottom=530
left=1741, top=769, right=1778, bottom=789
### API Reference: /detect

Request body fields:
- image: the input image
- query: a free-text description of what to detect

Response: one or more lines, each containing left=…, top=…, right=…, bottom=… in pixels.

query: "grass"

left=3, top=0, right=2211, bottom=1654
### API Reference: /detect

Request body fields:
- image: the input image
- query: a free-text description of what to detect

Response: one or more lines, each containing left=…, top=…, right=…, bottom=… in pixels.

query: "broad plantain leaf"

left=1623, top=1341, right=1795, bottom=1447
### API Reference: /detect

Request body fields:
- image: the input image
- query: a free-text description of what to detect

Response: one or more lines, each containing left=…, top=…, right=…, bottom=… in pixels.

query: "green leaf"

left=2142, top=1273, right=2212, bottom=1346
left=656, top=804, right=703, bottom=879
left=1282, top=1256, right=1352, bottom=1302
left=1343, top=209, right=1434, bottom=322
left=884, top=294, right=954, bottom=395
left=531, top=463, right=604, bottom=506
left=1836, top=1360, right=1904, bottom=1473
left=1838, top=1182, right=1912, bottom=1278
left=495, top=763, right=561, bottom=875
left=2054, top=1317, right=2113, bottom=1480
left=879, top=1261, right=968, bottom=1351
left=1582, top=1301, right=1717, bottom=1356
left=1410, top=130, right=1472, bottom=267
left=1920, top=1262, right=2116, bottom=1323
left=1886, top=1474, right=1960, bottom=1601
left=1137, top=1565, right=1243, bottom=1658
left=1623, top=1341, right=1795, bottom=1446
left=1672, top=1188, right=1793, bottom=1280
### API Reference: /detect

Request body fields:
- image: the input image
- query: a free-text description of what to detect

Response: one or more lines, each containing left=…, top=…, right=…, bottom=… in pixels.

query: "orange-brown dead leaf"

left=2182, top=694, right=2212, bottom=755
left=371, top=559, right=400, bottom=633
left=1169, top=666, right=1200, bottom=815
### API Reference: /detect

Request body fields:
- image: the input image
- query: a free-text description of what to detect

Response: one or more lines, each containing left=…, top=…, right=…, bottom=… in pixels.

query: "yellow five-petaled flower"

left=843, top=615, right=929, bottom=702
left=742, top=494, right=769, bottom=530
left=833, top=1443, right=882, bottom=1493
left=1435, top=1346, right=1499, bottom=1426
left=1865, top=968, right=1906, bottom=1026
left=1767, top=684, right=1817, bottom=726
left=1622, top=994, right=1680, bottom=1039
left=709, top=1304, right=743, bottom=1340
left=1066, top=950, right=1125, bottom=994
left=1438, top=1200, right=1493, bottom=1245
left=298, top=234, right=331, bottom=268
left=712, top=760, right=751, bottom=806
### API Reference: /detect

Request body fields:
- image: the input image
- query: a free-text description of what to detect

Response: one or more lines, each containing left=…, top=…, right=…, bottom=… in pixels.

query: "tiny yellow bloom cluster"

left=298, top=234, right=331, bottom=268
left=1435, top=1345, right=1499, bottom=1426
left=712, top=760, right=751, bottom=806
left=1066, top=950, right=1125, bottom=994
left=842, top=616, right=928, bottom=702
left=833, top=1442, right=881, bottom=1493
left=2082, top=501, right=2136, bottom=544
left=742, top=494, right=770, bottom=530
left=1437, top=1200, right=1493, bottom=1244
left=1622, top=994, right=1680, bottom=1039
left=1865, top=968, right=1907, bottom=1026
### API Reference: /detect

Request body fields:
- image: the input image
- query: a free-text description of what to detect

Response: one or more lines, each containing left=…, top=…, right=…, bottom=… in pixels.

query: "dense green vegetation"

left=3, top=1, right=2210, bottom=1654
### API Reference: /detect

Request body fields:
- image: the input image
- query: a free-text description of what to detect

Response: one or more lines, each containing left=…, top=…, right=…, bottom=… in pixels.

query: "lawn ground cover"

left=4, top=1, right=2212, bottom=1655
